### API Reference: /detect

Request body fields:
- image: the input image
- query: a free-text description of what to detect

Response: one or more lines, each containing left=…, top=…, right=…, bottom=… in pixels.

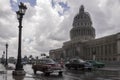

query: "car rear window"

left=78, top=59, right=85, bottom=63
left=37, top=58, right=56, bottom=64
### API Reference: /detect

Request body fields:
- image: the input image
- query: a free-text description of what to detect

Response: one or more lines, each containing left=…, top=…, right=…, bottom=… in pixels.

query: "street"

left=0, top=64, right=120, bottom=80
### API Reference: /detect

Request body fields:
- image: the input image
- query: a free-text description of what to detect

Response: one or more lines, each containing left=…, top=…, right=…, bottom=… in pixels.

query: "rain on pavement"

left=0, top=64, right=120, bottom=80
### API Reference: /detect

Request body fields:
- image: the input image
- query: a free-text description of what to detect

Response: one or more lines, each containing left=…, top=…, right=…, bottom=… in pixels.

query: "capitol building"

left=49, top=5, right=120, bottom=63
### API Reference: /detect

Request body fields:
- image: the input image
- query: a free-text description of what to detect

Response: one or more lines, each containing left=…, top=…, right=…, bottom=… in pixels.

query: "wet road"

left=0, top=64, right=120, bottom=80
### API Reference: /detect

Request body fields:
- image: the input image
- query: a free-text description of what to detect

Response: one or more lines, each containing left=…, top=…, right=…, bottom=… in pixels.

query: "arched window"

left=81, top=16, right=83, bottom=19
left=81, top=23, right=83, bottom=25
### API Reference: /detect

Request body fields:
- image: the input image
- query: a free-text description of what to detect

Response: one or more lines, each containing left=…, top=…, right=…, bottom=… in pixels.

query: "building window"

left=108, top=58, right=111, bottom=61
left=81, top=23, right=83, bottom=25
left=113, top=58, right=116, bottom=61
left=81, top=16, right=83, bottom=19
left=78, top=23, right=79, bottom=26
left=104, top=58, right=107, bottom=61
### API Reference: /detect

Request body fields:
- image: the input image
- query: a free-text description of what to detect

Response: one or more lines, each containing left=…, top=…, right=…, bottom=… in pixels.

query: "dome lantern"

left=80, top=5, right=84, bottom=12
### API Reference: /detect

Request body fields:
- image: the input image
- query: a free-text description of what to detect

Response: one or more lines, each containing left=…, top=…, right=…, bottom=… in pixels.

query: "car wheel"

left=34, top=70, right=37, bottom=74
left=67, top=67, right=71, bottom=70
left=102, top=65, right=105, bottom=68
left=88, top=68, right=92, bottom=71
left=81, top=67, right=85, bottom=71
left=98, top=65, right=101, bottom=68
left=45, top=72, right=50, bottom=76
left=58, top=72, right=62, bottom=76
left=75, top=67, right=78, bottom=70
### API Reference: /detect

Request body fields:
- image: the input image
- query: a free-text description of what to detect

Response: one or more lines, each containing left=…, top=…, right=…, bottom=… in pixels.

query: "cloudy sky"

left=0, top=0, right=120, bottom=58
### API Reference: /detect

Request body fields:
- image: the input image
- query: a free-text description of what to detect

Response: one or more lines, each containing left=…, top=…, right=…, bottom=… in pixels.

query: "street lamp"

left=1, top=51, right=5, bottom=65
left=5, top=43, right=8, bottom=67
left=12, top=2, right=27, bottom=76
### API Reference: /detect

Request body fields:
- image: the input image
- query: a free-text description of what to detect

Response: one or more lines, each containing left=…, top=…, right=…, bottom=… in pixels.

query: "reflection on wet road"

left=0, top=64, right=120, bottom=80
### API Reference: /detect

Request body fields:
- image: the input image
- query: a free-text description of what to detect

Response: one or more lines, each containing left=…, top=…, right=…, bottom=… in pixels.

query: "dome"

left=70, top=5, right=95, bottom=41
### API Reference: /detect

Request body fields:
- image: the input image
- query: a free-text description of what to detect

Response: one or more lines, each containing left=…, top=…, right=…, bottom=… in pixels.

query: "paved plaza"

left=0, top=64, right=120, bottom=80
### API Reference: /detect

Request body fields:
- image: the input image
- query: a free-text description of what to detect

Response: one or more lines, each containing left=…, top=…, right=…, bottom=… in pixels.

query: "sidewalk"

left=0, top=64, right=6, bottom=74
left=0, top=64, right=34, bottom=80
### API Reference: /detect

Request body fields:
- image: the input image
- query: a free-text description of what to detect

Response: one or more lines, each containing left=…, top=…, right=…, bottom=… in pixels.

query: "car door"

left=71, top=60, right=79, bottom=68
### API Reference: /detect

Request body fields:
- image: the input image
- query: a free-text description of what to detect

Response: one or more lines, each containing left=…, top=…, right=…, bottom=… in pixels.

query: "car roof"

left=36, top=58, right=56, bottom=64
left=70, top=58, right=85, bottom=62
left=39, top=58, right=53, bottom=60
left=70, top=58, right=84, bottom=60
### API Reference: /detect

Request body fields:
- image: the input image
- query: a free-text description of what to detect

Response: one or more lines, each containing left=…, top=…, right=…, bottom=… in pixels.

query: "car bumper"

left=45, top=69, right=63, bottom=73
left=84, top=66, right=93, bottom=70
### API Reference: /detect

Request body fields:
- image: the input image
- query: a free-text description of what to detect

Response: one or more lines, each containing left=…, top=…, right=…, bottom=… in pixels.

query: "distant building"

left=9, top=57, right=16, bottom=64
left=49, top=48, right=63, bottom=61
left=49, top=5, right=120, bottom=63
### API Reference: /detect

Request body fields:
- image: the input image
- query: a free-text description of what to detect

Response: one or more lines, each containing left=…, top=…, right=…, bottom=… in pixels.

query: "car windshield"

left=71, top=59, right=85, bottom=63
left=38, top=58, right=56, bottom=64
left=87, top=60, right=102, bottom=64
left=78, top=59, right=85, bottom=63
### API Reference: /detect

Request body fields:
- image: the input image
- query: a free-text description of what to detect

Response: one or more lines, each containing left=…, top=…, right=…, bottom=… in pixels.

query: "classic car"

left=86, top=60, right=105, bottom=68
left=32, top=58, right=63, bottom=76
left=65, top=58, right=93, bottom=70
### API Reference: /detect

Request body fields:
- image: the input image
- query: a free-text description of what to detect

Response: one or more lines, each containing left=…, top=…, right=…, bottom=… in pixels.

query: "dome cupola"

left=70, top=5, right=95, bottom=41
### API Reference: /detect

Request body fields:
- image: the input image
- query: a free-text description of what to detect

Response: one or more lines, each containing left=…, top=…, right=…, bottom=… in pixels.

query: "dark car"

left=32, top=58, right=63, bottom=76
left=86, top=60, right=105, bottom=68
left=22, top=61, right=27, bottom=65
left=65, top=58, right=93, bottom=70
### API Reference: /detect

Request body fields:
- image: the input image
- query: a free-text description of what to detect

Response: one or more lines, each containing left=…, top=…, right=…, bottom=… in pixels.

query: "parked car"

left=65, top=58, right=93, bottom=70
left=86, top=60, right=105, bottom=68
left=21, top=61, right=27, bottom=65
left=32, top=58, right=63, bottom=76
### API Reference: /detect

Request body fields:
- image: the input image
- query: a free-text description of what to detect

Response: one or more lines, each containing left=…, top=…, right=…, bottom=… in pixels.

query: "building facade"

left=49, top=5, right=120, bottom=63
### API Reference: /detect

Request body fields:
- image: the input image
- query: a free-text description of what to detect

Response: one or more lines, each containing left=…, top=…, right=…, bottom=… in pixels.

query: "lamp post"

left=5, top=43, right=8, bottom=67
left=1, top=51, right=5, bottom=65
left=12, top=2, right=27, bottom=76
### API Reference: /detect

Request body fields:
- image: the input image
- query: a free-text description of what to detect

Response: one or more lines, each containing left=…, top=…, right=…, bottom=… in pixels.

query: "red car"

left=32, top=58, right=63, bottom=76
